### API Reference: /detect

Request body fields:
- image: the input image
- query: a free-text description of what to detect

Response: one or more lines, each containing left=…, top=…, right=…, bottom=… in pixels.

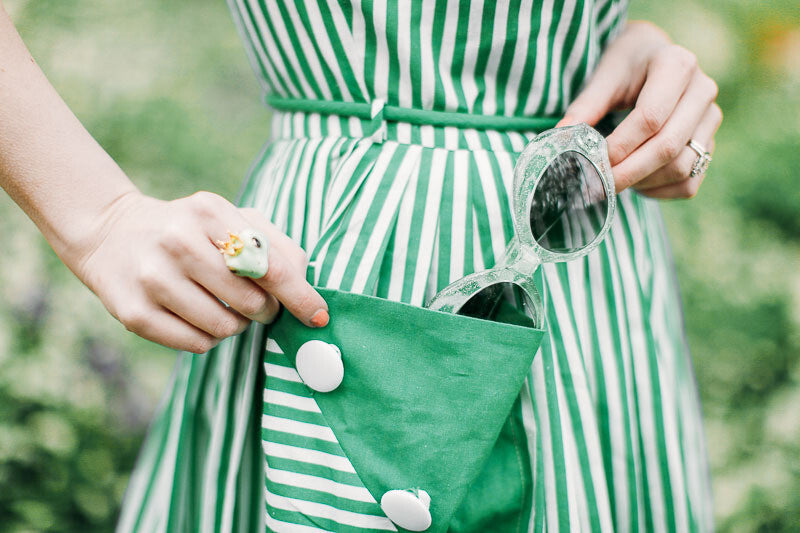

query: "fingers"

left=201, top=201, right=329, bottom=328
left=117, top=301, right=220, bottom=354
left=606, top=45, right=698, bottom=167
left=613, top=70, right=718, bottom=191
left=634, top=102, right=722, bottom=194
left=182, top=237, right=280, bottom=323
left=557, top=53, right=629, bottom=128
left=637, top=108, right=720, bottom=200
left=145, top=269, right=253, bottom=340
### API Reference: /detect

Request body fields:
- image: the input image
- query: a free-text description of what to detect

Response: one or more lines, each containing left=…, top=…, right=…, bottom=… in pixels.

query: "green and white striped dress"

left=117, top=1, right=714, bottom=531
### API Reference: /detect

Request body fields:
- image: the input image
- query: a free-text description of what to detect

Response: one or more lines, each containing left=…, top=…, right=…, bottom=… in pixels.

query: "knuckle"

left=703, top=74, right=719, bottom=100
left=137, top=260, right=165, bottom=292
left=712, top=102, right=723, bottom=125
left=668, top=159, right=692, bottom=184
left=159, top=221, right=191, bottom=256
left=656, top=134, right=682, bottom=163
left=291, top=291, right=316, bottom=314
left=638, top=106, right=666, bottom=135
left=667, top=45, right=697, bottom=72
left=119, top=307, right=148, bottom=334
left=239, top=289, right=268, bottom=316
left=263, top=259, right=287, bottom=286
left=189, top=191, right=228, bottom=217
left=188, top=336, right=216, bottom=354
left=210, top=315, right=241, bottom=339
left=239, top=207, right=263, bottom=219
left=679, top=180, right=700, bottom=199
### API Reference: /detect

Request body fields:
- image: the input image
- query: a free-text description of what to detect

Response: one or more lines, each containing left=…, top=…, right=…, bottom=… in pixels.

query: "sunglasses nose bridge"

left=508, top=246, right=541, bottom=277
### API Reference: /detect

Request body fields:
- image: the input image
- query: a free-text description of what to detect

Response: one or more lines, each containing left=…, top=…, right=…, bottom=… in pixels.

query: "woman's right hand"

left=71, top=190, right=329, bottom=354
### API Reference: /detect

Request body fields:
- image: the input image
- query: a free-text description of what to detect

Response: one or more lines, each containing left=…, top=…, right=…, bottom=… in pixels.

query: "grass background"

left=1, top=0, right=798, bottom=531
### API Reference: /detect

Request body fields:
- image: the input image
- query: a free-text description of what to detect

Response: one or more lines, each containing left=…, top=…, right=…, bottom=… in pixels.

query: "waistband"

left=264, top=94, right=565, bottom=152
left=265, top=94, right=562, bottom=133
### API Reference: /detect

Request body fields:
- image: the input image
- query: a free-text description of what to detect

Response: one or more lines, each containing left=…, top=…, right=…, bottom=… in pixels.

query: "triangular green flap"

left=269, top=288, right=544, bottom=532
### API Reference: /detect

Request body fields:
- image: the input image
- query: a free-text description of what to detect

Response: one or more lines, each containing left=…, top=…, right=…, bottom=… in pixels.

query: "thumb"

left=556, top=62, right=624, bottom=128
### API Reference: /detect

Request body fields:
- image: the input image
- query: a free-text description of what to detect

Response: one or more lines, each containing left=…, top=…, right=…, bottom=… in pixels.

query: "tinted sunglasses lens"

left=529, top=150, right=608, bottom=253
left=458, top=282, right=536, bottom=328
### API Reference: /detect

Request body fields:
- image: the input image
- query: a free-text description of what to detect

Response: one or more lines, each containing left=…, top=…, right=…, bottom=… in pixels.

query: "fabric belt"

left=264, top=94, right=561, bottom=136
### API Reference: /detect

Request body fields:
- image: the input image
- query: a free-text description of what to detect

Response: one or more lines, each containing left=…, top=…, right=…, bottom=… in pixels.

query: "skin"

left=0, top=3, right=328, bottom=354
left=557, top=21, right=723, bottom=198
left=0, top=7, right=719, bottom=354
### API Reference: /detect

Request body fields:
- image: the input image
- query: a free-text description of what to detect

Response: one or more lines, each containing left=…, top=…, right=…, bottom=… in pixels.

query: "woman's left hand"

left=556, top=20, right=722, bottom=199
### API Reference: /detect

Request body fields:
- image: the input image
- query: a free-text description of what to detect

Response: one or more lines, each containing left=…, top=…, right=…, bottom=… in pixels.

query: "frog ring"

left=215, top=228, right=270, bottom=279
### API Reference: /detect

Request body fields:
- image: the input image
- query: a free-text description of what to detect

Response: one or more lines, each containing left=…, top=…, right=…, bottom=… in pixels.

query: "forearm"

left=0, top=4, right=139, bottom=270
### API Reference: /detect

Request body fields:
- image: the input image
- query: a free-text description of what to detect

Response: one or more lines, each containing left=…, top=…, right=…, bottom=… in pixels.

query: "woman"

left=1, top=0, right=721, bottom=531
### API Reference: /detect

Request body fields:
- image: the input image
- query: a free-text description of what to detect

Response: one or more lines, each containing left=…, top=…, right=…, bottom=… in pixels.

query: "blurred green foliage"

left=1, top=0, right=799, bottom=532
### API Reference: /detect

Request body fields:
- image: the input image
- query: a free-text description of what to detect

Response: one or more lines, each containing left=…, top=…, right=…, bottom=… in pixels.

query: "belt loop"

left=368, top=99, right=387, bottom=143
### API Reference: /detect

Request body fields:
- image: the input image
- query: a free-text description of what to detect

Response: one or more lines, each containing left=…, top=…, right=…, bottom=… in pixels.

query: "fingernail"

left=310, top=309, right=329, bottom=328
left=556, top=115, right=576, bottom=127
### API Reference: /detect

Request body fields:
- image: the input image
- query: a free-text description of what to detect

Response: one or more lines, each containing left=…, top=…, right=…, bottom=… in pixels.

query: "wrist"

left=54, top=185, right=144, bottom=281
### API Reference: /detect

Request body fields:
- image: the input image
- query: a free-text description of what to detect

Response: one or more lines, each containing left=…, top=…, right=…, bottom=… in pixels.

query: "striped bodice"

left=227, top=0, right=629, bottom=118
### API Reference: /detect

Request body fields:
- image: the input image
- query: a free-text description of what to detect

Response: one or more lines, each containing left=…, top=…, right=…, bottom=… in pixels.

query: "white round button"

left=380, top=489, right=432, bottom=531
left=295, top=340, right=344, bottom=392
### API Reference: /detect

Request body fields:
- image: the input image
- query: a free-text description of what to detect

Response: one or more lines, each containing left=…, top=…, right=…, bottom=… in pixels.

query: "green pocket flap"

left=268, top=288, right=545, bottom=532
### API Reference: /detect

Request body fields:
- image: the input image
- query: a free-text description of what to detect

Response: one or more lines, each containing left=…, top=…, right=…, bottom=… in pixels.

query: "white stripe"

left=546, top=264, right=615, bottom=531
left=226, top=0, right=272, bottom=95
left=396, top=0, right=413, bottom=109
left=300, top=1, right=356, bottom=102
left=247, top=2, right=300, bottom=95
left=264, top=389, right=320, bottom=413
left=474, top=150, right=511, bottom=261
left=289, top=139, right=321, bottom=241
left=387, top=163, right=422, bottom=301
left=265, top=512, right=329, bottom=532
left=265, top=489, right=397, bottom=530
left=448, top=151, right=469, bottom=282
left=533, top=356, right=561, bottom=533
left=603, top=231, right=647, bottom=533
left=217, top=331, right=263, bottom=533
left=372, top=0, right=390, bottom=101
left=351, top=147, right=421, bottom=293
left=520, top=380, right=539, bottom=533
left=266, top=466, right=376, bottom=503
left=411, top=151, right=447, bottom=305
left=265, top=363, right=303, bottom=383
left=524, top=0, right=554, bottom=115
left=280, top=1, right=334, bottom=100
left=588, top=247, right=631, bottom=533
left=419, top=0, right=437, bottom=109
left=262, top=415, right=338, bottom=443
left=324, top=146, right=398, bottom=288
left=545, top=0, right=577, bottom=115
left=262, top=1, right=318, bottom=97
left=263, top=441, right=356, bottom=473
left=503, top=0, right=534, bottom=114
left=560, top=1, right=592, bottom=108
left=460, top=0, right=485, bottom=112
left=266, top=337, right=283, bottom=354
left=304, top=138, right=340, bottom=248
left=437, top=0, right=461, bottom=110
left=610, top=207, right=668, bottom=533
left=481, top=0, right=510, bottom=116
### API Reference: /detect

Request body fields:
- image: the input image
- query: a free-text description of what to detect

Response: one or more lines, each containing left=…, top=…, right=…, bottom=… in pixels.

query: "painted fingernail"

left=310, top=309, right=329, bottom=328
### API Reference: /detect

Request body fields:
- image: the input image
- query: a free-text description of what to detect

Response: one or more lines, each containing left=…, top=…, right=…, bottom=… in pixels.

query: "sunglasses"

left=426, top=123, right=616, bottom=329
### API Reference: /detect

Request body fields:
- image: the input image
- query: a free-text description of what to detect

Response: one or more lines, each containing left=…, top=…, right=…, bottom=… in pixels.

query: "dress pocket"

left=268, top=288, right=545, bottom=532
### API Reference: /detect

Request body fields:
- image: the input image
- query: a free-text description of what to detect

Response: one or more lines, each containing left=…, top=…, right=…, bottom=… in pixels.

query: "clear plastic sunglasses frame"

left=426, top=123, right=616, bottom=328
